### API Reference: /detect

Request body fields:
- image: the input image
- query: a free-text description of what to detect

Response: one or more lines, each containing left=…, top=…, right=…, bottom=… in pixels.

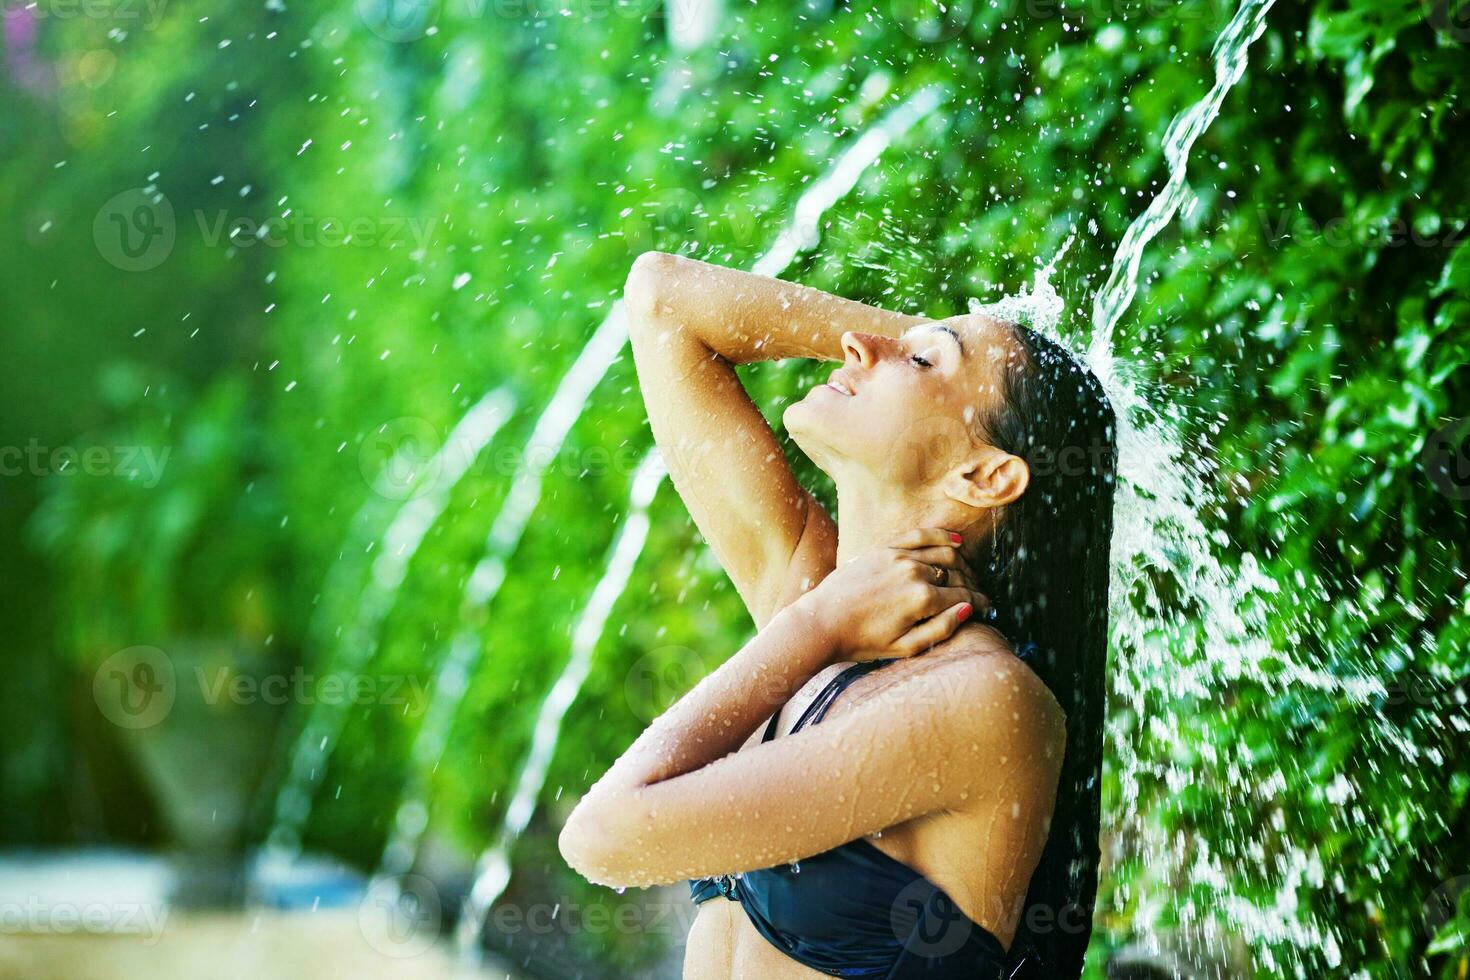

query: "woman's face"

left=785, top=313, right=1024, bottom=493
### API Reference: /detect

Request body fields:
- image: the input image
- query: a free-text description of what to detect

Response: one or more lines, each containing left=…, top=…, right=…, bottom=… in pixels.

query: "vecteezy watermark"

left=489, top=895, right=698, bottom=938
left=887, top=0, right=1236, bottom=44
left=1258, top=209, right=1468, bottom=251
left=93, top=646, right=177, bottom=730
left=1423, top=418, right=1470, bottom=501
left=889, top=885, right=1091, bottom=961
left=195, top=210, right=436, bottom=252
left=194, top=665, right=429, bottom=713
left=359, top=417, right=444, bottom=501
left=359, top=874, right=442, bottom=958
left=0, top=440, right=170, bottom=487
left=94, top=189, right=437, bottom=272
left=356, top=0, right=440, bottom=41
left=355, top=0, right=701, bottom=44
left=358, top=415, right=654, bottom=501
left=94, top=646, right=430, bottom=729
left=94, top=189, right=176, bottom=272
left=1, top=0, right=170, bottom=31
left=890, top=878, right=976, bottom=958
left=1382, top=673, right=1470, bottom=711
left=1423, top=0, right=1470, bottom=43
left=888, top=0, right=975, bottom=43
left=623, top=646, right=710, bottom=722
left=0, top=897, right=169, bottom=945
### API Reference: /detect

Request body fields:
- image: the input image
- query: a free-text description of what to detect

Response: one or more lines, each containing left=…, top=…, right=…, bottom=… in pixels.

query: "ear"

left=943, top=447, right=1030, bottom=510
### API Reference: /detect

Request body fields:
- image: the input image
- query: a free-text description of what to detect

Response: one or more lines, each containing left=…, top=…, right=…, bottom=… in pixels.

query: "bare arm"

left=624, top=251, right=929, bottom=626
left=558, top=615, right=1063, bottom=893
left=559, top=532, right=1027, bottom=890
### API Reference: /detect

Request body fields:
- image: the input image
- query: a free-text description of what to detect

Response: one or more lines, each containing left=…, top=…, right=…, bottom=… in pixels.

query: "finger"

left=896, top=558, right=957, bottom=591
left=891, top=601, right=975, bottom=656
left=898, top=545, right=963, bottom=567
left=920, top=584, right=991, bottom=618
left=888, top=527, right=964, bottom=551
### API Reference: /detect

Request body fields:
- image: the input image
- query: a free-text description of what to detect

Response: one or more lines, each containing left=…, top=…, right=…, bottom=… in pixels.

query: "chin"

left=783, top=400, right=840, bottom=474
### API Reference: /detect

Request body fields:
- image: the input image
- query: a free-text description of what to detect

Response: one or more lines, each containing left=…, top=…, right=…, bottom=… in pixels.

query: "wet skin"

left=559, top=252, right=1065, bottom=980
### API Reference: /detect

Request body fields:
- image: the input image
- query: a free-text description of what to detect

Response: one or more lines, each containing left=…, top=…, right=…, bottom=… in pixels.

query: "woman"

left=559, top=251, right=1117, bottom=979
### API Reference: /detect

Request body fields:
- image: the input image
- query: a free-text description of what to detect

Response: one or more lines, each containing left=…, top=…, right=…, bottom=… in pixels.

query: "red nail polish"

left=956, top=602, right=972, bottom=623
left=948, top=532, right=962, bottom=545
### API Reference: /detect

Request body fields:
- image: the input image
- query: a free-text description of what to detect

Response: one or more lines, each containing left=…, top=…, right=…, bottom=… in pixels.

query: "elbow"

left=623, top=250, right=680, bottom=330
left=558, top=795, right=639, bottom=888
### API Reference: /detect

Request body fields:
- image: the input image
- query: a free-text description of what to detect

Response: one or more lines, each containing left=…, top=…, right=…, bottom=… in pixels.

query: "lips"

left=823, top=373, right=855, bottom=396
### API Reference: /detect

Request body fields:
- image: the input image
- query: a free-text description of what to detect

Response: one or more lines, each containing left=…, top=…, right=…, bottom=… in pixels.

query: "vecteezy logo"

left=1424, top=0, right=1470, bottom=43
left=356, top=0, right=439, bottom=42
left=1423, top=875, right=1470, bottom=944
left=359, top=417, right=443, bottom=501
left=623, top=646, right=707, bottom=722
left=93, top=646, right=176, bottom=729
left=891, top=414, right=972, bottom=504
left=1422, top=418, right=1470, bottom=500
left=93, top=189, right=176, bottom=272
left=889, top=0, right=974, bottom=43
left=359, top=873, right=441, bottom=958
left=621, top=188, right=703, bottom=256
left=890, top=878, right=972, bottom=958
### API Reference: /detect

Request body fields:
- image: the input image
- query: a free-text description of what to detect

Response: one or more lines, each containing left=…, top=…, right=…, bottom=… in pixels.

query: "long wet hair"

left=972, top=321, right=1117, bottom=979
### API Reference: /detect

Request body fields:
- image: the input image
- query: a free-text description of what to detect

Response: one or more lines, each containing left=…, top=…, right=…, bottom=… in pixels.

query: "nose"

left=840, top=331, right=884, bottom=369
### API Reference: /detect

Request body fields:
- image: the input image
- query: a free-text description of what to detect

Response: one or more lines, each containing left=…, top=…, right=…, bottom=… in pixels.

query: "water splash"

left=256, top=389, right=517, bottom=863
left=969, top=232, right=1072, bottom=332
left=990, top=0, right=1390, bottom=972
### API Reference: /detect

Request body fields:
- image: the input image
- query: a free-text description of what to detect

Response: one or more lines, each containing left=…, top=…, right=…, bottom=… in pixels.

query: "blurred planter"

left=97, top=638, right=287, bottom=906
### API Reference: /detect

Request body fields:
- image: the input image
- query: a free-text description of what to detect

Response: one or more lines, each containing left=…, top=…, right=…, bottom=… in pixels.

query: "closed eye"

left=910, top=353, right=933, bottom=369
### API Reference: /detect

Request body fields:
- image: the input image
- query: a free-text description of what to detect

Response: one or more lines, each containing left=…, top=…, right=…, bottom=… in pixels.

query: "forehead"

left=904, top=315, right=1022, bottom=425
left=905, top=314, right=1023, bottom=374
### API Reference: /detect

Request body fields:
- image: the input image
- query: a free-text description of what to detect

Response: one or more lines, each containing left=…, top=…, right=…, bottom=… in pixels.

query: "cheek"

left=884, top=394, right=975, bottom=485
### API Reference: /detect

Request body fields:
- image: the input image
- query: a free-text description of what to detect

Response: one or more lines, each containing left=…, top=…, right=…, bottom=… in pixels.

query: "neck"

left=833, top=479, right=983, bottom=565
left=831, top=481, right=998, bottom=662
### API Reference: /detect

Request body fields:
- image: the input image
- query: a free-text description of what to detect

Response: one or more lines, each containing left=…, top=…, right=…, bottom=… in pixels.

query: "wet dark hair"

left=973, top=321, right=1117, bottom=979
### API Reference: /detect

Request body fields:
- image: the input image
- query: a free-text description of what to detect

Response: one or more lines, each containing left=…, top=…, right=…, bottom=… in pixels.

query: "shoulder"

left=910, top=636, right=1067, bottom=761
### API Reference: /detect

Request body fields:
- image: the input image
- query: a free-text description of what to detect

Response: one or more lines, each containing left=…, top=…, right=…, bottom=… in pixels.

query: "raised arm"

left=624, top=251, right=928, bottom=626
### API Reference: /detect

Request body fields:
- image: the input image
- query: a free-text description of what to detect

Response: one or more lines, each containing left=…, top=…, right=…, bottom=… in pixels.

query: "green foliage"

left=1, top=0, right=1465, bottom=977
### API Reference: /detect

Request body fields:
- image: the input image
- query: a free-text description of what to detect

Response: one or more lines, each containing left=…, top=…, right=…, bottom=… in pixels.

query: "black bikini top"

left=687, top=658, right=1026, bottom=979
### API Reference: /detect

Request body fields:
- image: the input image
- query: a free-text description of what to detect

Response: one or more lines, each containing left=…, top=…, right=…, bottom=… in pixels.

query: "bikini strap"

left=762, top=658, right=897, bottom=742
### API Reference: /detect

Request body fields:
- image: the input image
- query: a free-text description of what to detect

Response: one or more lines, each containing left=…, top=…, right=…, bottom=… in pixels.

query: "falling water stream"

left=984, top=0, right=1401, bottom=973
left=257, top=280, right=630, bottom=868
left=453, top=450, right=668, bottom=954
left=257, top=389, right=517, bottom=864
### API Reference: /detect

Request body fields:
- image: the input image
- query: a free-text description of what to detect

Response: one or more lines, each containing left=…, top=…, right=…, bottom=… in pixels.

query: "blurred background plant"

left=0, top=0, right=1466, bottom=977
